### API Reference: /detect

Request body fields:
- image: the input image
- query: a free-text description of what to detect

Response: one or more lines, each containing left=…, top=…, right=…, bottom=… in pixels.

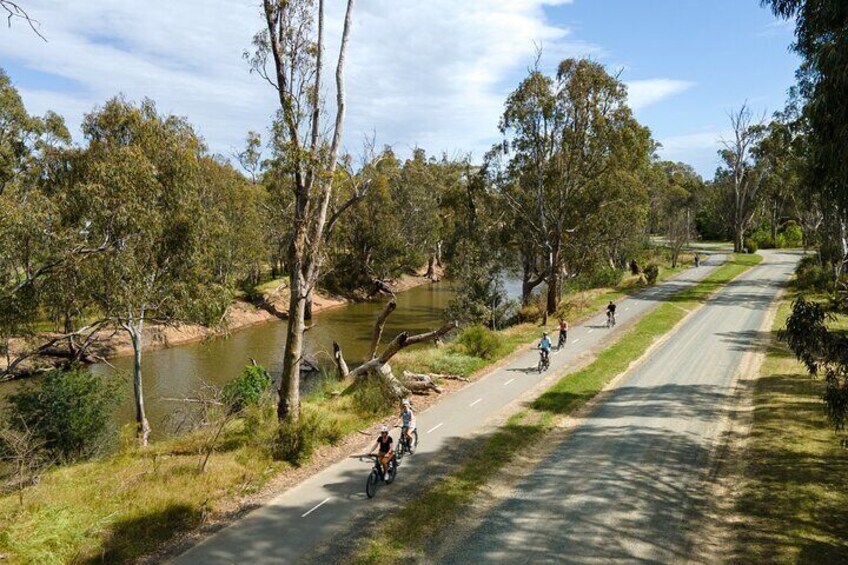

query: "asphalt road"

left=170, top=253, right=728, bottom=565
left=437, top=250, right=798, bottom=564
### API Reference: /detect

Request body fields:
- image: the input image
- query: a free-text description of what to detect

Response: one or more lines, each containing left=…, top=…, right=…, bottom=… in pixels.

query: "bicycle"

left=606, top=312, right=616, bottom=328
left=537, top=349, right=550, bottom=372
left=557, top=331, right=567, bottom=350
left=363, top=453, right=397, bottom=499
left=395, top=426, right=418, bottom=461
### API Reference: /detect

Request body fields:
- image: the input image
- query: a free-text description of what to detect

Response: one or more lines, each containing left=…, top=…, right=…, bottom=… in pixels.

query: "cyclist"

left=539, top=332, right=552, bottom=365
left=368, top=425, right=394, bottom=478
left=399, top=399, right=416, bottom=451
left=606, top=301, right=617, bottom=327
left=557, top=318, right=569, bottom=349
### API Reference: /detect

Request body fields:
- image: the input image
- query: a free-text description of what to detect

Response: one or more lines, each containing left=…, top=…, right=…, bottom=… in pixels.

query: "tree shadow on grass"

left=79, top=502, right=199, bottom=564
left=732, top=373, right=848, bottom=563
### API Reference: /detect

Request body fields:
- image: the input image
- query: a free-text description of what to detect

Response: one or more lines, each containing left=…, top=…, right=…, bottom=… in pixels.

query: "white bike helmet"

left=402, top=399, right=411, bottom=407
left=380, top=425, right=389, bottom=433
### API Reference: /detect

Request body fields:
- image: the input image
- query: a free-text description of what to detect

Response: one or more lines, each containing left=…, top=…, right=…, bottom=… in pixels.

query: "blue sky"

left=0, top=0, right=798, bottom=178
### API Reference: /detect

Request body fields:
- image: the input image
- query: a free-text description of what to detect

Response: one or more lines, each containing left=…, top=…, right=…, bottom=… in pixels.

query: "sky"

left=0, top=0, right=799, bottom=178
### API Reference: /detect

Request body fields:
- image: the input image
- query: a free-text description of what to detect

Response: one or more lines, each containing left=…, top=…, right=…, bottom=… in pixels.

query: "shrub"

left=456, top=325, right=502, bottom=360
left=222, top=364, right=272, bottom=414
left=744, top=238, right=759, bottom=253
left=643, top=264, right=660, bottom=286
left=585, top=267, right=623, bottom=289
left=272, top=409, right=342, bottom=466
left=516, top=303, right=543, bottom=323
left=751, top=227, right=774, bottom=249
left=795, top=255, right=834, bottom=292
left=5, top=367, right=120, bottom=463
left=351, top=376, right=396, bottom=416
left=781, top=222, right=803, bottom=248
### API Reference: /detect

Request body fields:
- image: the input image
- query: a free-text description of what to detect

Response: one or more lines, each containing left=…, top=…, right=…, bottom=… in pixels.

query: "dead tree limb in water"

left=367, top=299, right=396, bottom=361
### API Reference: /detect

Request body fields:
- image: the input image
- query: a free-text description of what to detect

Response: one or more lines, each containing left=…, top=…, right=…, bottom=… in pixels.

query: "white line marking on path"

left=572, top=338, right=580, bottom=344
left=469, top=398, right=482, bottom=407
left=588, top=329, right=594, bottom=334
left=625, top=307, right=630, bottom=311
left=302, top=498, right=330, bottom=518
left=427, top=423, right=443, bottom=434
left=504, top=378, right=515, bottom=386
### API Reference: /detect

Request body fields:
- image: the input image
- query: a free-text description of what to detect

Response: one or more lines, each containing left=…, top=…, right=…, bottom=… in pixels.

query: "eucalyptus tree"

left=248, top=0, right=360, bottom=421
left=763, top=0, right=848, bottom=271
left=491, top=58, right=652, bottom=312
left=716, top=104, right=766, bottom=253
left=70, top=98, right=230, bottom=445
left=0, top=70, right=96, bottom=375
left=654, top=162, right=702, bottom=267
left=197, top=156, right=267, bottom=287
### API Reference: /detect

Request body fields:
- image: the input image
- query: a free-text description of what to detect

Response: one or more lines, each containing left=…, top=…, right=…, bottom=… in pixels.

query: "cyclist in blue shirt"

left=539, top=332, right=552, bottom=365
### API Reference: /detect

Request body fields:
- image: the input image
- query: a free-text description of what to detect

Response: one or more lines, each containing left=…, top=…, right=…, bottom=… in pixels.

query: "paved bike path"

left=438, top=250, right=797, bottom=564
left=171, top=256, right=726, bottom=564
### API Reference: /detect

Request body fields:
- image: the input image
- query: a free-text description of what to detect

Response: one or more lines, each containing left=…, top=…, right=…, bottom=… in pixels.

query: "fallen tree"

left=333, top=298, right=456, bottom=398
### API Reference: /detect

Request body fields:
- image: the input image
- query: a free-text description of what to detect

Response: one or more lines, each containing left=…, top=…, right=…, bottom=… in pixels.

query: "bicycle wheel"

left=366, top=469, right=379, bottom=498
left=385, top=460, right=397, bottom=484
left=395, top=439, right=405, bottom=462
left=409, top=430, right=418, bottom=454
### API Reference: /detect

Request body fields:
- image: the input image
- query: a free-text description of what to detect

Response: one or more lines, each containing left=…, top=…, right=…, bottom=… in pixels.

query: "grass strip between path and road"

left=351, top=253, right=763, bottom=564
left=731, top=290, right=848, bottom=563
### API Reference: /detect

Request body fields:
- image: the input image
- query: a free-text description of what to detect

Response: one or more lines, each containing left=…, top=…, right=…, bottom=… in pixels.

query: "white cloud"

left=1, top=1, right=700, bottom=167
left=657, top=129, right=728, bottom=175
left=0, top=0, right=601, bottom=162
left=625, top=79, right=694, bottom=111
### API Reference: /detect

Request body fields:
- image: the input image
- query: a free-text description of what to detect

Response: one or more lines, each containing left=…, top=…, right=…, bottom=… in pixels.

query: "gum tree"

left=248, top=0, right=359, bottom=421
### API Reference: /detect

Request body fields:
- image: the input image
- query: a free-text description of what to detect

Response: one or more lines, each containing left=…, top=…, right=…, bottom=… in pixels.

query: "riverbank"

left=0, top=259, right=693, bottom=564
left=1, top=266, right=443, bottom=380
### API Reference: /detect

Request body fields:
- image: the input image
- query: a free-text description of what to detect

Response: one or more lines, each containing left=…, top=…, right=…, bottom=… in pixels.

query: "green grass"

left=732, top=293, right=848, bottom=563
left=350, top=254, right=763, bottom=563
left=0, top=421, right=286, bottom=564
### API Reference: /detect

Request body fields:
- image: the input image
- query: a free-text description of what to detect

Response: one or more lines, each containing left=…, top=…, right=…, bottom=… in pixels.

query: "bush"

left=272, top=409, right=342, bottom=466
left=780, top=222, right=803, bottom=248
left=585, top=267, right=623, bottom=289
left=5, top=367, right=120, bottom=463
left=351, top=376, right=396, bottom=416
left=516, top=303, right=543, bottom=323
left=222, top=364, right=272, bottom=413
left=795, top=255, right=834, bottom=292
left=456, top=325, right=502, bottom=360
left=744, top=238, right=759, bottom=253
left=643, top=264, right=660, bottom=286
left=751, top=227, right=774, bottom=249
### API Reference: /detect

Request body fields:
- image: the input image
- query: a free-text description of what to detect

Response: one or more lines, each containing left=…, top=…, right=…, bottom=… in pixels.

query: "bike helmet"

left=402, top=399, right=411, bottom=407
left=380, top=425, right=389, bottom=433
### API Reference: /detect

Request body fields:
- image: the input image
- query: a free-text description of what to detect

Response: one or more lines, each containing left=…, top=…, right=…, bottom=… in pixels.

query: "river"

left=86, top=282, right=456, bottom=436
left=1, top=276, right=528, bottom=438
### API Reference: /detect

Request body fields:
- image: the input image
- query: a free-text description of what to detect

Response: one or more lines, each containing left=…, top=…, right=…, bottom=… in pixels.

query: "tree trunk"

left=734, top=226, right=744, bottom=253
left=425, top=253, right=437, bottom=280
left=304, top=287, right=314, bottom=320
left=367, top=299, right=396, bottom=361
left=130, top=326, right=151, bottom=446
left=546, top=268, right=559, bottom=314
left=772, top=203, right=779, bottom=246
left=278, top=276, right=306, bottom=422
